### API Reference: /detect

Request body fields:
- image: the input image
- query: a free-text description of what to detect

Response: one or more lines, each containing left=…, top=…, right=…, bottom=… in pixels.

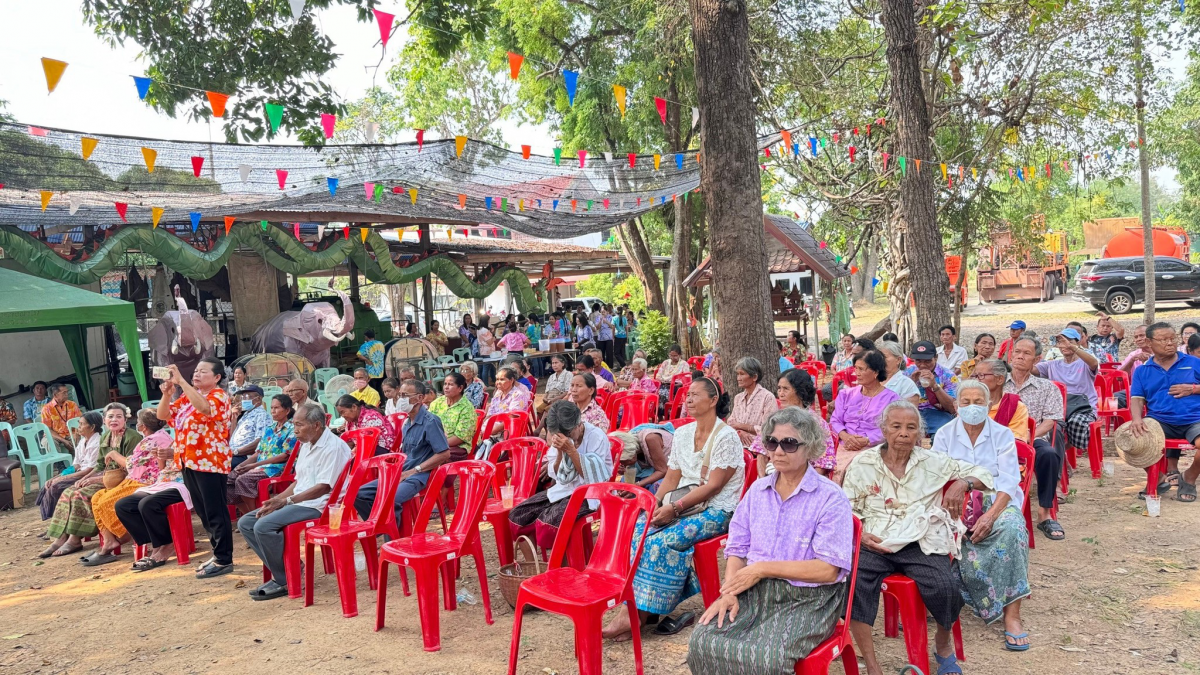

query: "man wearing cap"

left=1129, top=322, right=1200, bottom=503
left=1035, top=328, right=1098, bottom=458
left=998, top=321, right=1026, bottom=364
left=229, top=385, right=270, bottom=470
left=936, top=325, right=969, bottom=375
left=903, top=340, right=959, bottom=436
left=1004, top=336, right=1068, bottom=540
left=1089, top=313, right=1126, bottom=364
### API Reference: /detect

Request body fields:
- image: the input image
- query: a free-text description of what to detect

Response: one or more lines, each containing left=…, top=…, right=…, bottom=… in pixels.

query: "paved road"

left=960, top=293, right=1200, bottom=318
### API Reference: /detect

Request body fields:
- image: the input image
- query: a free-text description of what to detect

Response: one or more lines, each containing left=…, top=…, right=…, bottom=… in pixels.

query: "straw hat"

left=1112, top=418, right=1165, bottom=469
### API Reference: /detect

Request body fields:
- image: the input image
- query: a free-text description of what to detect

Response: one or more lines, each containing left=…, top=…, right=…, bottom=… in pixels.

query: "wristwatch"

left=285, top=495, right=294, bottom=505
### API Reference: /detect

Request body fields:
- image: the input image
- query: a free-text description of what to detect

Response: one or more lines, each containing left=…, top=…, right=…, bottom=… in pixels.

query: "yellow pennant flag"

left=613, top=85, right=627, bottom=119
left=39, top=190, right=53, bottom=211
left=41, top=58, right=68, bottom=93
left=446, top=228, right=453, bottom=241
left=653, top=154, right=661, bottom=170
left=971, top=167, right=978, bottom=180
left=81, top=137, right=98, bottom=160
left=360, top=227, right=369, bottom=243
left=455, top=136, right=467, bottom=157
left=408, top=188, right=417, bottom=205
left=151, top=206, right=164, bottom=228
left=939, top=163, right=947, bottom=181
left=518, top=199, right=524, bottom=212
left=141, top=147, right=157, bottom=173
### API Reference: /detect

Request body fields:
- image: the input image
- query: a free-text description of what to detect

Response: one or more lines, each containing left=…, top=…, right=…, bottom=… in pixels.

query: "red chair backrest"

left=1099, top=362, right=1120, bottom=371
left=669, top=372, right=692, bottom=402
left=668, top=417, right=695, bottom=428
left=668, top=385, right=688, bottom=419
left=831, top=367, right=857, bottom=400
left=613, top=393, right=656, bottom=431
left=837, top=517, right=865, bottom=628
left=604, top=389, right=631, bottom=422
left=741, top=449, right=758, bottom=497
left=1099, top=369, right=1130, bottom=399
left=595, top=388, right=611, bottom=414
left=341, top=427, right=382, bottom=465
left=414, top=460, right=496, bottom=538
left=277, top=440, right=301, bottom=480
left=386, top=412, right=408, bottom=452
left=1026, top=416, right=1037, bottom=444
left=470, top=409, right=487, bottom=453
left=548, top=482, right=657, bottom=581
left=478, top=391, right=490, bottom=411
left=526, top=376, right=539, bottom=396
left=353, top=453, right=405, bottom=529
left=1051, top=381, right=1068, bottom=417
left=801, top=364, right=822, bottom=382
left=487, top=437, right=548, bottom=500
left=607, top=435, right=625, bottom=480
left=323, top=453, right=363, bottom=523
left=1015, top=441, right=1035, bottom=497
left=481, top=411, right=531, bottom=441
left=688, top=356, right=706, bottom=371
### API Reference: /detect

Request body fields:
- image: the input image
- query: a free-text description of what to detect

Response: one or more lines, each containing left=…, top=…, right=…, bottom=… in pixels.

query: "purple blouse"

left=829, top=385, right=899, bottom=445
left=724, top=468, right=854, bottom=586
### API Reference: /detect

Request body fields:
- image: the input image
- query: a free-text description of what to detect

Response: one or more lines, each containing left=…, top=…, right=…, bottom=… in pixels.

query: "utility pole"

left=1134, top=8, right=1155, bottom=324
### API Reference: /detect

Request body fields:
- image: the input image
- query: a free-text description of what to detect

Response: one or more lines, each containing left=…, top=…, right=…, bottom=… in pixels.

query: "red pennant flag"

left=571, top=200, right=577, bottom=212
left=628, top=153, right=636, bottom=168
left=320, top=113, right=336, bottom=139
left=343, top=226, right=350, bottom=239
left=637, top=197, right=641, bottom=206
left=373, top=9, right=395, bottom=48
left=654, top=97, right=667, bottom=125
left=224, top=216, right=234, bottom=235
left=578, top=150, right=587, bottom=168
left=206, top=91, right=228, bottom=118
left=275, top=169, right=288, bottom=190
left=832, top=132, right=840, bottom=144
left=415, top=129, right=424, bottom=152
left=114, top=202, right=128, bottom=222
left=1063, top=159, right=1071, bottom=172
left=507, top=52, right=524, bottom=80
left=1045, top=163, right=1052, bottom=177
left=190, top=156, right=204, bottom=177
left=876, top=117, right=886, bottom=126
left=521, top=145, right=531, bottom=159
left=764, top=147, right=771, bottom=158
left=881, top=152, right=890, bottom=171
left=603, top=198, right=610, bottom=209
left=392, top=186, right=403, bottom=194
left=294, top=222, right=301, bottom=239
left=848, top=146, right=856, bottom=163
left=866, top=123, right=873, bottom=137
left=852, top=127, right=859, bottom=136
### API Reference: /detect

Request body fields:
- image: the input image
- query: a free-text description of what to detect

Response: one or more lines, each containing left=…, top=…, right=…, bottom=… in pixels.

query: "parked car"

left=1071, top=256, right=1200, bottom=314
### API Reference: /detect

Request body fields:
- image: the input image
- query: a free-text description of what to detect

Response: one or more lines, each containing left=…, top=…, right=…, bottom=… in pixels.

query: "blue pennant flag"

left=675, top=154, right=684, bottom=170
left=485, top=196, right=493, bottom=210
left=792, top=143, right=800, bottom=156
left=1016, top=168, right=1025, bottom=182
left=537, top=199, right=542, bottom=208
left=660, top=196, right=666, bottom=204
left=552, top=199, right=559, bottom=211
left=809, top=137, right=818, bottom=157
left=327, top=177, right=338, bottom=196
left=189, top=212, right=202, bottom=232
left=133, top=76, right=152, bottom=100
left=563, top=70, right=579, bottom=106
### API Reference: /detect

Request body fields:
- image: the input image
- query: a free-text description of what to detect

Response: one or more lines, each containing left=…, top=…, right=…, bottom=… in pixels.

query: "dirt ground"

left=2, top=298, right=1198, bottom=675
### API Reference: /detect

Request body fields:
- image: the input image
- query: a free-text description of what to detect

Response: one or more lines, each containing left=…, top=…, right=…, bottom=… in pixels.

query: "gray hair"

left=956, top=379, right=991, bottom=406
left=761, top=406, right=827, bottom=463
left=1013, top=336, right=1042, bottom=357
left=972, top=358, right=1008, bottom=378
left=735, top=357, right=764, bottom=384
left=294, top=402, right=327, bottom=427
left=632, top=357, right=648, bottom=370
left=876, top=340, right=905, bottom=362
left=544, top=399, right=582, bottom=435
left=49, top=382, right=69, bottom=395
left=288, top=378, right=309, bottom=393
left=876, top=399, right=927, bottom=436
left=460, top=361, right=478, bottom=376
left=401, top=378, right=428, bottom=396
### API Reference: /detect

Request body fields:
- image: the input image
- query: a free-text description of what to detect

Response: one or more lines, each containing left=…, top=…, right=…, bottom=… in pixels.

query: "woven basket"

left=497, top=535, right=544, bottom=609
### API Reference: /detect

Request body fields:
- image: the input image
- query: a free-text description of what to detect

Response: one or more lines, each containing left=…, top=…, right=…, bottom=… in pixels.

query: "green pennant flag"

left=820, top=138, right=828, bottom=148
left=899, top=157, right=907, bottom=176
left=374, top=183, right=383, bottom=202
left=264, top=103, right=284, bottom=133
left=684, top=192, right=689, bottom=203
left=501, top=197, right=508, bottom=212
left=586, top=200, right=593, bottom=211
left=553, top=148, right=562, bottom=166
left=260, top=219, right=269, bottom=231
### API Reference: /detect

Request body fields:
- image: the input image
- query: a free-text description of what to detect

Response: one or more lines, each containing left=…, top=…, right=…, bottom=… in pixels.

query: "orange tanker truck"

left=976, top=217, right=1069, bottom=303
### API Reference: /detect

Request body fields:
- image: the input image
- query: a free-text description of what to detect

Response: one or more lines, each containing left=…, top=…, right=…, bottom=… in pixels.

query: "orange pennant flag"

left=39, top=190, right=52, bottom=211
left=224, top=216, right=235, bottom=235
left=914, top=159, right=922, bottom=173
left=409, top=188, right=417, bottom=205
left=653, top=154, right=661, bottom=170
left=507, top=52, right=524, bottom=80
left=151, top=206, right=164, bottom=228
left=613, top=85, right=627, bottom=118
left=41, top=58, right=68, bottom=93
left=81, top=137, right=98, bottom=160
left=360, top=227, right=369, bottom=243
left=455, top=136, right=467, bottom=157
left=141, top=147, right=157, bottom=173
left=521, top=145, right=531, bottom=159
left=458, top=194, right=467, bottom=209
left=206, top=91, right=229, bottom=118
left=781, top=129, right=792, bottom=149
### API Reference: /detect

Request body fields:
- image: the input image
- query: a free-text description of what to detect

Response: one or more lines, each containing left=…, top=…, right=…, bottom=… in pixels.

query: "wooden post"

left=419, top=224, right=434, bottom=332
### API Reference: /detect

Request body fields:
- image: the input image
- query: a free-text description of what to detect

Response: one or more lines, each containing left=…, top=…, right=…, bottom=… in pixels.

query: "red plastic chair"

left=376, top=460, right=497, bottom=652
left=303, top=453, right=405, bottom=618
left=603, top=389, right=631, bottom=422
left=256, top=441, right=301, bottom=507
left=342, top=427, right=382, bottom=466
left=484, top=437, right=549, bottom=566
left=133, top=501, right=197, bottom=565
left=688, top=356, right=706, bottom=371
left=667, top=385, right=688, bottom=420
left=830, top=367, right=857, bottom=400
left=801, top=359, right=827, bottom=379
left=607, top=435, right=625, bottom=480
left=668, top=416, right=695, bottom=428
left=506, top=483, right=658, bottom=675
left=470, top=408, right=486, bottom=454
left=478, top=391, right=490, bottom=412
left=1095, top=370, right=1131, bottom=435
left=613, top=393, right=657, bottom=431
left=1016, top=440, right=1037, bottom=550
left=1049, top=381, right=1074, bottom=493
left=1098, top=362, right=1120, bottom=372
left=480, top=411, right=531, bottom=443
left=793, top=517, right=863, bottom=675
left=668, top=372, right=693, bottom=403
left=386, top=412, right=408, bottom=452
left=801, top=363, right=822, bottom=383
left=694, top=449, right=758, bottom=607
left=264, top=459, right=356, bottom=598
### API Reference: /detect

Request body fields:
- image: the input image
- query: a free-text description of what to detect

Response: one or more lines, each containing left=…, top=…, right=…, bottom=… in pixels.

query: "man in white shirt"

left=937, top=325, right=969, bottom=374
left=238, top=403, right=351, bottom=601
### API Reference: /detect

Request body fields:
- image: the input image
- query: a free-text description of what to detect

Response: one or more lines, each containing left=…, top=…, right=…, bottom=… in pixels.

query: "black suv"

left=1071, top=256, right=1200, bottom=314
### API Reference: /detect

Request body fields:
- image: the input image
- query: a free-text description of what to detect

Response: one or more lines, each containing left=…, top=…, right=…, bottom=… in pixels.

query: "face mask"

left=959, top=404, right=989, bottom=426
left=241, top=399, right=254, bottom=411
left=397, top=399, right=414, bottom=414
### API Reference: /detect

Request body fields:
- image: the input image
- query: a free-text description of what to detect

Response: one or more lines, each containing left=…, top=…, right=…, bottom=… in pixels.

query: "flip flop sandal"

left=1005, top=631, right=1032, bottom=651
left=1175, top=481, right=1197, bottom=503
left=51, top=544, right=84, bottom=557
left=194, top=557, right=217, bottom=573
left=82, top=552, right=121, bottom=567
left=1037, top=519, right=1065, bottom=541
left=196, top=561, right=234, bottom=579
left=37, top=545, right=59, bottom=559
left=653, top=611, right=696, bottom=636
left=250, top=581, right=289, bottom=601
left=132, top=557, right=167, bottom=572
left=935, top=652, right=963, bottom=675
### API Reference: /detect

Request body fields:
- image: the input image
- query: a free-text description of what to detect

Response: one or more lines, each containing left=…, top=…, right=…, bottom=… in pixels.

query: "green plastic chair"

left=452, top=348, right=472, bottom=363
left=318, top=393, right=338, bottom=417
left=437, top=355, right=457, bottom=364
left=142, top=400, right=160, bottom=410
left=9, top=423, right=74, bottom=493
left=314, top=368, right=339, bottom=392
left=66, top=417, right=83, bottom=445
left=261, top=386, right=284, bottom=400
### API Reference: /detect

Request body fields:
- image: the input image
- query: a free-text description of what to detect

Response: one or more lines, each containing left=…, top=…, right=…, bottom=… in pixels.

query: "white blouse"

left=74, top=433, right=101, bottom=470
left=669, top=420, right=745, bottom=512
left=930, top=417, right=1022, bottom=505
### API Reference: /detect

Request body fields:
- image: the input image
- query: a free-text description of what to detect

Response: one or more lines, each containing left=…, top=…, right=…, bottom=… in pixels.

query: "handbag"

left=659, top=420, right=726, bottom=524
left=102, top=469, right=127, bottom=489
left=961, top=489, right=985, bottom=531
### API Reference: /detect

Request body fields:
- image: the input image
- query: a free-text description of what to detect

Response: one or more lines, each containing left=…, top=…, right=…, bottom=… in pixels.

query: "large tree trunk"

left=880, top=0, right=950, bottom=341
left=689, top=0, right=778, bottom=389
left=885, top=209, right=915, bottom=347
left=667, top=198, right=702, bottom=354
left=1134, top=29, right=1155, bottom=324
left=616, top=219, right=666, bottom=313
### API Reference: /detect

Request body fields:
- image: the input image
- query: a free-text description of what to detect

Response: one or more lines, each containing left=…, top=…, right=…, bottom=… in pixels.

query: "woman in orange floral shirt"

left=156, top=358, right=234, bottom=578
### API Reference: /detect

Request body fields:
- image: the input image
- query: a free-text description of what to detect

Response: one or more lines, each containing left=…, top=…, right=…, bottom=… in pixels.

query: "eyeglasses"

left=763, top=436, right=804, bottom=453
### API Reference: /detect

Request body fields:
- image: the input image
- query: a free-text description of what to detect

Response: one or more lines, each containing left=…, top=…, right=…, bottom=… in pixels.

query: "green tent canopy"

left=0, top=266, right=148, bottom=405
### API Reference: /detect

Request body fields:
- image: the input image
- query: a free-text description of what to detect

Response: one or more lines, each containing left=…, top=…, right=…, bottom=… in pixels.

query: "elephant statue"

left=147, top=287, right=216, bottom=383
left=249, top=289, right=355, bottom=368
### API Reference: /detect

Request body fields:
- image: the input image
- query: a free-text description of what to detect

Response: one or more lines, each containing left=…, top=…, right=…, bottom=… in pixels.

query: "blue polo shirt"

left=1131, top=353, right=1200, bottom=425
left=401, top=406, right=449, bottom=477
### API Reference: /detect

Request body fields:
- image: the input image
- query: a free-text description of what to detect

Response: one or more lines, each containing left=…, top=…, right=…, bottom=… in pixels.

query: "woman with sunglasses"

left=688, top=406, right=854, bottom=675
left=750, top=368, right=837, bottom=478
left=603, top=377, right=743, bottom=639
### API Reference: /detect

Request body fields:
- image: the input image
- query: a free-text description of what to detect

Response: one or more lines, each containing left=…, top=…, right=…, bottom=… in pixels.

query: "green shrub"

left=637, top=310, right=672, bottom=365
